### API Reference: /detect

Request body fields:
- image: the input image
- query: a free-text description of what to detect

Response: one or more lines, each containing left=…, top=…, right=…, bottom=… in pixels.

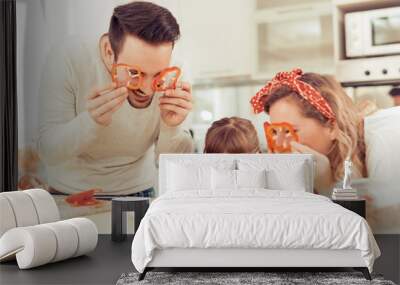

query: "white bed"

left=131, top=154, right=380, bottom=280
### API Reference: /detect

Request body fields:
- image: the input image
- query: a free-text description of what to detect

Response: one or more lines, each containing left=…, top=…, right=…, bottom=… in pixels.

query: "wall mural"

left=15, top=0, right=400, bottom=234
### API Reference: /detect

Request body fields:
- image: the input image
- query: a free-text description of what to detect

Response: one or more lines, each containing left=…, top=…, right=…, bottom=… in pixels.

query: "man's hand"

left=159, top=82, right=193, bottom=127
left=86, top=83, right=128, bottom=126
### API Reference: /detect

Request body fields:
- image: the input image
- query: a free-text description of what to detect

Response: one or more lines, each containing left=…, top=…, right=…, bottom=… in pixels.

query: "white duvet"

left=131, top=190, right=380, bottom=273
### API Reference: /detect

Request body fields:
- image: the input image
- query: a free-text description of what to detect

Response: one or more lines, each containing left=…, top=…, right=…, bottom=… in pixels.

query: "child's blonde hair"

left=204, top=117, right=260, bottom=154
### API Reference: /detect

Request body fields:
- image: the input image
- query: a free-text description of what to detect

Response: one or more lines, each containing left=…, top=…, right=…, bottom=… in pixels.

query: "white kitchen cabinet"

left=177, top=0, right=254, bottom=81
left=253, top=0, right=335, bottom=79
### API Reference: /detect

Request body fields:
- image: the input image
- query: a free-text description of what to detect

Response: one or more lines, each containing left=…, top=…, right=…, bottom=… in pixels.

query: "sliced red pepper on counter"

left=65, top=189, right=103, bottom=207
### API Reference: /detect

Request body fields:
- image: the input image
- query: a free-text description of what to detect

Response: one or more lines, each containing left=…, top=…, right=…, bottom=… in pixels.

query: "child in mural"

left=250, top=68, right=400, bottom=233
left=203, top=117, right=261, bottom=154
left=37, top=2, right=194, bottom=198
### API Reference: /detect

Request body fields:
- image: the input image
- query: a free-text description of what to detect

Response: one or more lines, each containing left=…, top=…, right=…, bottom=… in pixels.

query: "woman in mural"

left=251, top=68, right=400, bottom=233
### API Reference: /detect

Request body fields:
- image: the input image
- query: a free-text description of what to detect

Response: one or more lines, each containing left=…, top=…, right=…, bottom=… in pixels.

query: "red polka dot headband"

left=250, top=68, right=336, bottom=121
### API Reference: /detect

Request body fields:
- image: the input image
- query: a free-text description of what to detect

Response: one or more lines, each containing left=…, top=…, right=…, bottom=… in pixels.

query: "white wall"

left=17, top=0, right=120, bottom=147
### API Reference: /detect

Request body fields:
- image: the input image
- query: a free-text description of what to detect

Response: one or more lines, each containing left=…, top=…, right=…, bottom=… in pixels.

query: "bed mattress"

left=131, top=190, right=380, bottom=273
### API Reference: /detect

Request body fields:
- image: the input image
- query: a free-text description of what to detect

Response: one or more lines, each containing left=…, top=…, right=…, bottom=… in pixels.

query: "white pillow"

left=211, top=168, right=236, bottom=190
left=238, top=159, right=307, bottom=191
left=266, top=165, right=306, bottom=191
left=236, top=169, right=267, bottom=189
left=165, top=159, right=236, bottom=192
left=211, top=169, right=268, bottom=190
left=167, top=162, right=212, bottom=191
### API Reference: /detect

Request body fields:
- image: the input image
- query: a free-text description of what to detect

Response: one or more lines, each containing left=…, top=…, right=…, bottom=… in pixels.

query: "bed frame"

left=139, top=248, right=371, bottom=280
left=139, top=154, right=372, bottom=281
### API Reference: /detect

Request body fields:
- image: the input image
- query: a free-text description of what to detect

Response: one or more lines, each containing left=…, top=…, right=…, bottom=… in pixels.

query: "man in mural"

left=389, top=86, right=400, bottom=107
left=37, top=1, right=194, bottom=196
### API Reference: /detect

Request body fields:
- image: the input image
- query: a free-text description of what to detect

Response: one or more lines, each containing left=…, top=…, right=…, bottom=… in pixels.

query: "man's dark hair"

left=108, top=1, right=180, bottom=60
left=389, top=86, right=400, bottom=97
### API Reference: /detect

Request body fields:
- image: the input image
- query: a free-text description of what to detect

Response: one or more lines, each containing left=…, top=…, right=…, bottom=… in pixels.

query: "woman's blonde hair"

left=204, top=117, right=260, bottom=154
left=264, top=73, right=366, bottom=181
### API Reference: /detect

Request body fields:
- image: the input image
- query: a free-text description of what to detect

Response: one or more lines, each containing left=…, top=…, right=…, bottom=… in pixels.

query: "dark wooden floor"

left=0, top=235, right=399, bottom=285
left=0, top=235, right=134, bottom=285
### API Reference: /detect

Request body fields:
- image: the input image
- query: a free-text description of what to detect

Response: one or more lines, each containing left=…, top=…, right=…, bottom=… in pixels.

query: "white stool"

left=0, top=189, right=98, bottom=269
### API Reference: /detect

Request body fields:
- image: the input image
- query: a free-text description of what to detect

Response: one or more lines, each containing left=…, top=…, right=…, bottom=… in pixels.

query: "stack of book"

left=332, top=188, right=359, bottom=200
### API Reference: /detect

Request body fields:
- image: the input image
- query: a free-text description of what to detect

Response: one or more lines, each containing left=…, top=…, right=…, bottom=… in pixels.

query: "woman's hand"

left=159, top=82, right=193, bottom=127
left=290, top=141, right=334, bottom=194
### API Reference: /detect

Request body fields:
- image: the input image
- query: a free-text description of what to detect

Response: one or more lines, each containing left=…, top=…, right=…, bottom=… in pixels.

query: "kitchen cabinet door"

left=178, top=0, right=254, bottom=81
left=253, top=0, right=334, bottom=79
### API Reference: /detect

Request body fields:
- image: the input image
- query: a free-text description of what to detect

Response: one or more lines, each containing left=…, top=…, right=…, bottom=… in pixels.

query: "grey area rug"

left=116, top=272, right=396, bottom=285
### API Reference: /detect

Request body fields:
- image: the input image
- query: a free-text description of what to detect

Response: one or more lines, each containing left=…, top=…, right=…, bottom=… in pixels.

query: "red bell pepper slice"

left=65, top=189, right=103, bottom=207
left=152, top=66, right=181, bottom=92
left=264, top=122, right=299, bottom=153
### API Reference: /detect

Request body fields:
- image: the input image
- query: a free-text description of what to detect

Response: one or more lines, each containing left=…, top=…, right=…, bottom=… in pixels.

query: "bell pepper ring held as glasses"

left=152, top=66, right=181, bottom=92
left=111, top=64, right=182, bottom=92
left=264, top=122, right=299, bottom=153
left=111, top=64, right=143, bottom=90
